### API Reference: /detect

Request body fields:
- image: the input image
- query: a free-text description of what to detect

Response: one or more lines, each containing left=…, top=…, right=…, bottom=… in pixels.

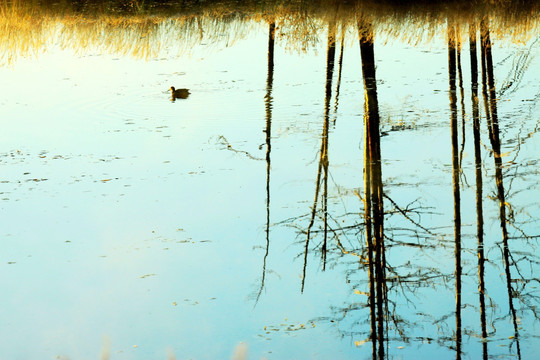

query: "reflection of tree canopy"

left=1, top=0, right=539, bottom=64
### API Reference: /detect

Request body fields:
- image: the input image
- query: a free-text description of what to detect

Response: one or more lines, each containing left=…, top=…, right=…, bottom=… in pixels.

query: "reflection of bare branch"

left=499, top=36, right=540, bottom=97
left=215, top=135, right=264, bottom=161
left=509, top=233, right=540, bottom=240
left=383, top=194, right=438, bottom=237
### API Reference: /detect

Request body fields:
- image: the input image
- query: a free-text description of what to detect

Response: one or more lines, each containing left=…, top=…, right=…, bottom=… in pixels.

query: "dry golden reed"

left=1, top=0, right=538, bottom=64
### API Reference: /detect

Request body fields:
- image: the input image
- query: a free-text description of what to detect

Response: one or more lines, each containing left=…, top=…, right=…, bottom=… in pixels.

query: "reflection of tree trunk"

left=456, top=30, right=466, bottom=170
left=322, top=21, right=336, bottom=270
left=256, top=21, right=275, bottom=304
left=334, top=26, right=345, bottom=118
left=301, top=21, right=335, bottom=292
left=469, top=22, right=488, bottom=360
left=480, top=19, right=521, bottom=359
left=359, top=19, right=385, bottom=360
left=362, top=44, right=376, bottom=360
left=448, top=23, right=462, bottom=360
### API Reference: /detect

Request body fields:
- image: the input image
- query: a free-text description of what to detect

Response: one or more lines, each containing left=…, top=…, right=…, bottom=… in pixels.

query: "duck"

left=170, top=86, right=190, bottom=100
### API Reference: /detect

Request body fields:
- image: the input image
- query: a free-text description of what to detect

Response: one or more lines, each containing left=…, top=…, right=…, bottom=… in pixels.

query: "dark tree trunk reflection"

left=301, top=21, right=336, bottom=292
left=334, top=26, right=345, bottom=119
left=480, top=19, right=522, bottom=359
left=448, top=23, right=462, bottom=360
left=469, top=22, right=489, bottom=360
left=359, top=19, right=386, bottom=360
left=321, top=20, right=336, bottom=270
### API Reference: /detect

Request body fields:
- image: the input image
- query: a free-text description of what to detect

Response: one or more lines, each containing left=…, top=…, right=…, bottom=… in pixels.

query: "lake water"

left=1, top=1, right=539, bottom=359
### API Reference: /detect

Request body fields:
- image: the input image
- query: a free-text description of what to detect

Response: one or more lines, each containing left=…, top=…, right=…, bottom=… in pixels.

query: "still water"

left=1, top=1, right=539, bottom=359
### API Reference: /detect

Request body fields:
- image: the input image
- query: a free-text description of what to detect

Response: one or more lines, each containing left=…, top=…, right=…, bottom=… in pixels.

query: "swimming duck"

left=170, top=86, right=190, bottom=100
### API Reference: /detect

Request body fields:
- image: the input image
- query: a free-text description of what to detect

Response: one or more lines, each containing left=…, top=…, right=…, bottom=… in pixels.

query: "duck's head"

left=170, top=86, right=176, bottom=92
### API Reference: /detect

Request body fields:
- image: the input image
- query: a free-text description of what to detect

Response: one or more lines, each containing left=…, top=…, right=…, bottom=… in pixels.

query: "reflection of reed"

left=301, top=21, right=335, bottom=292
left=256, top=21, right=275, bottom=304
left=0, top=1, right=257, bottom=63
left=2, top=1, right=539, bottom=64
left=480, top=19, right=522, bottom=359
left=447, top=23, right=462, bottom=359
left=359, top=19, right=386, bottom=360
left=469, top=22, right=488, bottom=360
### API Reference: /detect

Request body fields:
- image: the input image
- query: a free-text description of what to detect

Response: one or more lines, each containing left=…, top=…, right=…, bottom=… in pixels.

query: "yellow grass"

left=1, top=0, right=538, bottom=64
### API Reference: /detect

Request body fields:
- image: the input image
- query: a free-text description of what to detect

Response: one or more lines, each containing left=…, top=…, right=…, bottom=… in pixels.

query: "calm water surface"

left=1, top=2, right=539, bottom=359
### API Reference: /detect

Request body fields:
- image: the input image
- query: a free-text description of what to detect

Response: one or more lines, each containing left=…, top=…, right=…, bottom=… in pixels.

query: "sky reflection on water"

left=1, top=3, right=540, bottom=359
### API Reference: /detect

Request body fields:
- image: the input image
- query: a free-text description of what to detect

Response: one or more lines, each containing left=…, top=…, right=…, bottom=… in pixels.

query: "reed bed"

left=1, top=0, right=539, bottom=64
